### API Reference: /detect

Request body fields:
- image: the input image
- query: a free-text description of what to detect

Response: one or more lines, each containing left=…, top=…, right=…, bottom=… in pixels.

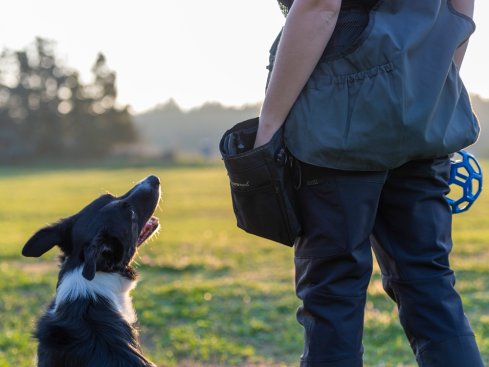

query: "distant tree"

left=0, top=37, right=136, bottom=161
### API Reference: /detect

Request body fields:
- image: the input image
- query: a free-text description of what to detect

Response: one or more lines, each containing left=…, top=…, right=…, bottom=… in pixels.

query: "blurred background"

left=1, top=1, right=489, bottom=367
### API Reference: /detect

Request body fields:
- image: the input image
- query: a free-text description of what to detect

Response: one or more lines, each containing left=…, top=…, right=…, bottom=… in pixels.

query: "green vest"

left=268, top=0, right=479, bottom=171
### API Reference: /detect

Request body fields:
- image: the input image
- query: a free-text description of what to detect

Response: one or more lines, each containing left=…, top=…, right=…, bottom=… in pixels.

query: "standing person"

left=255, top=0, right=482, bottom=366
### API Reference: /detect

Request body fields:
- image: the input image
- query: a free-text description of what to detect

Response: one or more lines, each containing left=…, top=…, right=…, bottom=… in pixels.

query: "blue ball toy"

left=447, top=150, right=483, bottom=214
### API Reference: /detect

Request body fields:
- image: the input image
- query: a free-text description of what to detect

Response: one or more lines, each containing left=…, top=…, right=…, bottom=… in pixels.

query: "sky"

left=1, top=0, right=488, bottom=113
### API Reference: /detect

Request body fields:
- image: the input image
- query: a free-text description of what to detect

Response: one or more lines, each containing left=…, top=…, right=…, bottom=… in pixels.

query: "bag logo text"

left=231, top=181, right=250, bottom=188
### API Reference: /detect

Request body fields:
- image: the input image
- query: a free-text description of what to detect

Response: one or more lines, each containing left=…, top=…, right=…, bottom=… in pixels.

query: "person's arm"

left=452, top=0, right=475, bottom=69
left=254, top=0, right=342, bottom=148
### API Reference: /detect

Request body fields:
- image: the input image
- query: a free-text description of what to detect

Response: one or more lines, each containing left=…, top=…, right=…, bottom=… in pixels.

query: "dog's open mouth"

left=137, top=216, right=159, bottom=246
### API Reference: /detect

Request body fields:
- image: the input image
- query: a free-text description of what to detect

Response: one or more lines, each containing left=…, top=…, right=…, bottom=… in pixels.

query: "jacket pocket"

left=285, top=61, right=406, bottom=169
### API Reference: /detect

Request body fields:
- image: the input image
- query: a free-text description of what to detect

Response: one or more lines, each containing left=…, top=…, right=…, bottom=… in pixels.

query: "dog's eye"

left=131, top=210, right=135, bottom=219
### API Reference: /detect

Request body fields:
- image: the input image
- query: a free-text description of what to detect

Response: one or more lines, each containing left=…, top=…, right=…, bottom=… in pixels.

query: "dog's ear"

left=82, top=232, right=125, bottom=281
left=22, top=218, right=73, bottom=258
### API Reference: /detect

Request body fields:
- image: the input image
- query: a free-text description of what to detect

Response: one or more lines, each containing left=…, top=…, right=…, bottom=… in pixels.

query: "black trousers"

left=294, top=156, right=484, bottom=367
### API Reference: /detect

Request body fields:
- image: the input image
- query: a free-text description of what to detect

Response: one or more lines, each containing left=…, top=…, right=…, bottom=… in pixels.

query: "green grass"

left=0, top=163, right=488, bottom=367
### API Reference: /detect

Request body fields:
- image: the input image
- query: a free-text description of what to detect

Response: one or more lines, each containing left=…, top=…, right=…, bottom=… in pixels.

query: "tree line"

left=0, top=38, right=136, bottom=162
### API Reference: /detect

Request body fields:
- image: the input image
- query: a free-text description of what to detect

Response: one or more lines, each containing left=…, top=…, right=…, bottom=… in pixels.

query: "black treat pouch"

left=219, top=117, right=301, bottom=247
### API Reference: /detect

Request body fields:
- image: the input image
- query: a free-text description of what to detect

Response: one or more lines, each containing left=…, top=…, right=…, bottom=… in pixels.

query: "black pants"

left=294, top=156, right=484, bottom=367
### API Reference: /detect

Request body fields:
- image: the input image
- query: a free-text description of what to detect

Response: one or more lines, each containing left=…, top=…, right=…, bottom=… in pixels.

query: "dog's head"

left=22, top=175, right=161, bottom=281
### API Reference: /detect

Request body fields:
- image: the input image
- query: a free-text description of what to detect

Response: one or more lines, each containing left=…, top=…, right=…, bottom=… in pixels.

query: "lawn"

left=0, top=162, right=488, bottom=367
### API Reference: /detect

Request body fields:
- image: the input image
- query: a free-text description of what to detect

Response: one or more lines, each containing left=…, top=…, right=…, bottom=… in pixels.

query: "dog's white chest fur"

left=54, top=267, right=137, bottom=324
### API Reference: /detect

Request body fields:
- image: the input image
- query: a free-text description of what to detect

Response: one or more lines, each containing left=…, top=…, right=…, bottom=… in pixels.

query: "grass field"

left=0, top=162, right=488, bottom=367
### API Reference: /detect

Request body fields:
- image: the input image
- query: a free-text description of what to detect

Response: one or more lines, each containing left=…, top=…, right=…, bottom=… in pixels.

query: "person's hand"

left=253, top=119, right=282, bottom=148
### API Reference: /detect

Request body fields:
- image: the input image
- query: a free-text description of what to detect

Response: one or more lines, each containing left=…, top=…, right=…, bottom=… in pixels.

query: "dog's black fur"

left=22, top=175, right=161, bottom=367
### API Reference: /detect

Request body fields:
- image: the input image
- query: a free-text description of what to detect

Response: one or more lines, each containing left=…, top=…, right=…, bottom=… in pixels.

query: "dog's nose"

left=146, top=175, right=160, bottom=188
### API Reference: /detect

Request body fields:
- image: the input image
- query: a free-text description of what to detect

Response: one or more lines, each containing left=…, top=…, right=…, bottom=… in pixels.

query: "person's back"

left=251, top=0, right=483, bottom=366
left=278, top=0, right=377, bottom=55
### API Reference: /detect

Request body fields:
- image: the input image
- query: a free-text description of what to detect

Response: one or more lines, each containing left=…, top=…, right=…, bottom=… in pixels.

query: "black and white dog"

left=22, top=175, right=161, bottom=367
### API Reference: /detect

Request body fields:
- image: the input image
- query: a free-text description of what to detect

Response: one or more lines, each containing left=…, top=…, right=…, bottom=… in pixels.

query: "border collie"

left=22, top=175, right=161, bottom=367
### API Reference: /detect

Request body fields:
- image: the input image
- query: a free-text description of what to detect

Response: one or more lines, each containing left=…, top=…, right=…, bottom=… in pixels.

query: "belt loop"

left=292, top=156, right=302, bottom=191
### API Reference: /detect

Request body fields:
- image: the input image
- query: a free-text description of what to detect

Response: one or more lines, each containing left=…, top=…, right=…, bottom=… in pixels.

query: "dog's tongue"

left=143, top=217, right=158, bottom=233
left=138, top=217, right=159, bottom=245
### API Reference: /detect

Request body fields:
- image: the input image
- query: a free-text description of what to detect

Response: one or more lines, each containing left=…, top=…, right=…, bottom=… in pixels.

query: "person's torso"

left=268, top=0, right=479, bottom=171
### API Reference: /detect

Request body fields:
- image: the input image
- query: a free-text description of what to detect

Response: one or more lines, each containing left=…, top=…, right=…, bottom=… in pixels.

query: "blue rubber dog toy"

left=447, top=151, right=483, bottom=214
